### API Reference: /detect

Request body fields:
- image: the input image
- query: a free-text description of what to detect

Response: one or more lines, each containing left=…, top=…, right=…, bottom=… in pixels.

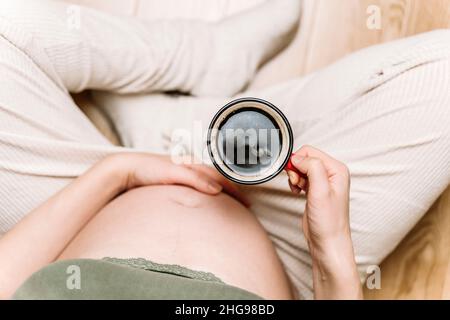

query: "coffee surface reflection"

left=218, top=108, right=282, bottom=177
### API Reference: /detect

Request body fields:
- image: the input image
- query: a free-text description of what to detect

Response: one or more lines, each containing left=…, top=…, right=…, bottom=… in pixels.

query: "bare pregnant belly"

left=58, top=185, right=293, bottom=299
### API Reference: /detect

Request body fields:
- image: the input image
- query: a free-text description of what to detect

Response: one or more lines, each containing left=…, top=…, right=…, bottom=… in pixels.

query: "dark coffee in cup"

left=207, top=98, right=293, bottom=185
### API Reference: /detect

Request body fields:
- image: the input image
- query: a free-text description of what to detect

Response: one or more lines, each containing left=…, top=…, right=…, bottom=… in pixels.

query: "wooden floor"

left=365, top=187, right=450, bottom=299
left=253, top=0, right=450, bottom=86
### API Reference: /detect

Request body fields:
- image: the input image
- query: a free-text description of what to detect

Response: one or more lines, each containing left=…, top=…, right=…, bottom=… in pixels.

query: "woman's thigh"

left=0, top=35, right=120, bottom=235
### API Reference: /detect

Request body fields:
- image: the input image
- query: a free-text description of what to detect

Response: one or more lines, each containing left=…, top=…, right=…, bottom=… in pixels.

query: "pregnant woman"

left=0, top=0, right=359, bottom=300
left=1, top=148, right=361, bottom=300
left=1, top=0, right=449, bottom=300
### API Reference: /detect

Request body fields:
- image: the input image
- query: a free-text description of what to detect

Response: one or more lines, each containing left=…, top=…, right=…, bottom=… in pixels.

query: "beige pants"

left=0, top=0, right=449, bottom=299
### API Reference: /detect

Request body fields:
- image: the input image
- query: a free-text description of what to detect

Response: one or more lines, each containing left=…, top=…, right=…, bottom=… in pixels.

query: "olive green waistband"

left=102, top=257, right=224, bottom=283
left=13, top=258, right=263, bottom=300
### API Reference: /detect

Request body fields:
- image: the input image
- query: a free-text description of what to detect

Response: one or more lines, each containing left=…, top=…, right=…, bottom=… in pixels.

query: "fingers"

left=297, top=175, right=308, bottom=191
left=287, top=171, right=307, bottom=193
left=286, top=145, right=350, bottom=197
left=286, top=162, right=308, bottom=190
left=167, top=165, right=223, bottom=195
left=168, top=161, right=251, bottom=207
left=150, top=155, right=251, bottom=206
left=294, top=145, right=340, bottom=167
left=293, top=145, right=350, bottom=182
left=187, top=164, right=251, bottom=207
left=289, top=180, right=301, bottom=194
left=286, top=170, right=299, bottom=185
left=291, top=156, right=330, bottom=197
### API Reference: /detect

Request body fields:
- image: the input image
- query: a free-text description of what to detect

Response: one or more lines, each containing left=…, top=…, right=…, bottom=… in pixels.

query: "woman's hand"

left=286, top=145, right=362, bottom=300
left=104, top=153, right=250, bottom=207
left=0, top=152, right=250, bottom=299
